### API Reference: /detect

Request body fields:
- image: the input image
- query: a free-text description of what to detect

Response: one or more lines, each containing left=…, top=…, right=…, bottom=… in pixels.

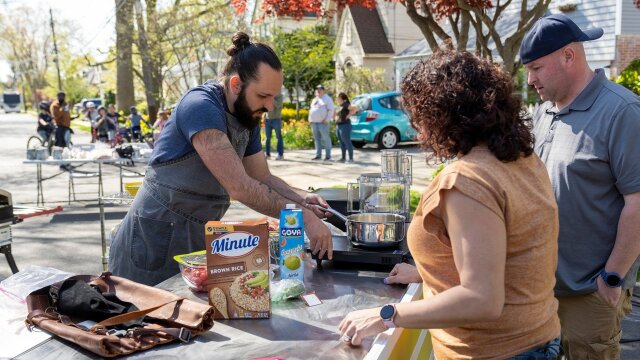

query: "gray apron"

left=109, top=113, right=250, bottom=286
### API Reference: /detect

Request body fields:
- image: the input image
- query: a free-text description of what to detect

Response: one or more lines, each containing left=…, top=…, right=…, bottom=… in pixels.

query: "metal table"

left=23, top=158, right=124, bottom=206
left=16, top=259, right=409, bottom=360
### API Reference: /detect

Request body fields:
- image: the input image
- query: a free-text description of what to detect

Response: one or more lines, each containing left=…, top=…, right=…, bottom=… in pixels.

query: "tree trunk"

left=146, top=0, right=163, bottom=116
left=115, top=0, right=135, bottom=114
left=134, top=0, right=158, bottom=123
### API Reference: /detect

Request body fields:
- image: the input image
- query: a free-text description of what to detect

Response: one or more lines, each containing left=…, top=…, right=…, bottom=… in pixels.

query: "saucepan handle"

left=315, top=205, right=349, bottom=223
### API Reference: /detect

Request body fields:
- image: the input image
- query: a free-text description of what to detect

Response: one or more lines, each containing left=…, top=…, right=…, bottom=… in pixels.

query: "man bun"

left=227, top=32, right=251, bottom=57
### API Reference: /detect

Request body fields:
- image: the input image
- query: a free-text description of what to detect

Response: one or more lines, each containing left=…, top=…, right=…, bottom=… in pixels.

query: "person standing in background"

left=520, top=14, right=640, bottom=359
left=264, top=92, right=284, bottom=160
left=335, top=92, right=354, bottom=163
left=50, top=91, right=75, bottom=148
left=152, top=109, right=169, bottom=139
left=308, top=85, right=334, bottom=161
left=92, top=106, right=111, bottom=143
left=37, top=101, right=54, bottom=143
left=129, top=106, right=143, bottom=142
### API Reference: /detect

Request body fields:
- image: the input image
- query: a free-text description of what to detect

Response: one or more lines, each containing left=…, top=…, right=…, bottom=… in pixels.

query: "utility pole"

left=49, top=8, right=62, bottom=92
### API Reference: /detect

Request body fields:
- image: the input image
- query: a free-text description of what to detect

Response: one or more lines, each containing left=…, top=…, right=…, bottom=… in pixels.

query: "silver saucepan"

left=318, top=206, right=406, bottom=247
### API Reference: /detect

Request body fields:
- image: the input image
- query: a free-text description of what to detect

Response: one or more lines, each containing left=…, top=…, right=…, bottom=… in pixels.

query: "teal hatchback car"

left=349, top=91, right=417, bottom=149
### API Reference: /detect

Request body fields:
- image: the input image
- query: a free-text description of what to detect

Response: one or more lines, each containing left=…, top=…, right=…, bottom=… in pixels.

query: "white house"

left=334, top=3, right=424, bottom=88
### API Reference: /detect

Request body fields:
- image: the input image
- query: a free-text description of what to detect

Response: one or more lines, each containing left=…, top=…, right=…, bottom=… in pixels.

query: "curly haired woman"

left=339, top=51, right=561, bottom=359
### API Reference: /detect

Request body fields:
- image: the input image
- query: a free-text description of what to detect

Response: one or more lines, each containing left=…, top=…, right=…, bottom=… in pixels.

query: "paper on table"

left=0, top=266, right=74, bottom=358
left=0, top=289, right=52, bottom=358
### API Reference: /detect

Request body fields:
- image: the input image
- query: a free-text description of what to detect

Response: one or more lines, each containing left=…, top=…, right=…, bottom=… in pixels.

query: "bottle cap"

left=286, top=204, right=296, bottom=209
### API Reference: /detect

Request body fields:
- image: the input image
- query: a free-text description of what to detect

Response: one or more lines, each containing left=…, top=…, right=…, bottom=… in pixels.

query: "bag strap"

left=127, top=327, right=192, bottom=343
left=91, top=298, right=184, bottom=330
left=27, top=309, right=192, bottom=343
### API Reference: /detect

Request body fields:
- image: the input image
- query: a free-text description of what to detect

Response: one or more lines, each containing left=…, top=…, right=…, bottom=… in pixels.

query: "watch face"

left=605, top=274, right=622, bottom=287
left=380, top=305, right=395, bottom=320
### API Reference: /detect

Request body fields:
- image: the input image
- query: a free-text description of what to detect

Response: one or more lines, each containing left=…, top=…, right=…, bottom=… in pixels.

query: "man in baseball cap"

left=522, top=14, right=640, bottom=360
left=519, top=14, right=603, bottom=66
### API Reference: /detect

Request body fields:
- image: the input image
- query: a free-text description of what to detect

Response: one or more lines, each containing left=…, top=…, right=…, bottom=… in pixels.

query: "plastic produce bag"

left=270, top=279, right=306, bottom=302
left=0, top=265, right=74, bottom=303
left=0, top=266, right=74, bottom=358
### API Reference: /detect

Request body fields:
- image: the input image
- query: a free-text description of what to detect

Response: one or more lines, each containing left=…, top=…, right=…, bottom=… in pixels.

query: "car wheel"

left=352, top=141, right=365, bottom=148
left=378, top=128, right=399, bottom=149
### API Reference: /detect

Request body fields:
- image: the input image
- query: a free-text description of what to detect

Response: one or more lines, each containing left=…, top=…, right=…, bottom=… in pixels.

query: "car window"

left=378, top=96, right=402, bottom=110
left=352, top=97, right=371, bottom=113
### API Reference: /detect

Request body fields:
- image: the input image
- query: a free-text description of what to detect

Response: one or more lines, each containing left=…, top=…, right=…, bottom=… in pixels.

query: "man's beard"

left=233, top=87, right=266, bottom=129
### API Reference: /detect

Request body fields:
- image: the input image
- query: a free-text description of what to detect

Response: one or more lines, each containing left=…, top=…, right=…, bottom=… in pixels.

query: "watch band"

left=599, top=269, right=623, bottom=288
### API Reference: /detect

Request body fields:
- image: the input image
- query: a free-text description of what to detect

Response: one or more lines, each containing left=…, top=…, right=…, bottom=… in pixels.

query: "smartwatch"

left=380, top=304, right=397, bottom=329
left=599, top=269, right=624, bottom=288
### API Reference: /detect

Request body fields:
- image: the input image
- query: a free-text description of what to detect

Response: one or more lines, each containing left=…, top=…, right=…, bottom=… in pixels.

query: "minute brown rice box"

left=205, top=220, right=271, bottom=319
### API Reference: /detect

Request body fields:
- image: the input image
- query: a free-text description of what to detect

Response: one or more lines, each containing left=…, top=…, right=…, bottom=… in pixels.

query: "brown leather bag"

left=25, top=272, right=214, bottom=358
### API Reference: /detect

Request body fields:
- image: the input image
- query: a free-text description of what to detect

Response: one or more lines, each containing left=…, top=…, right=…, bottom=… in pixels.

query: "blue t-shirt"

left=149, top=80, right=261, bottom=165
left=130, top=114, right=143, bottom=128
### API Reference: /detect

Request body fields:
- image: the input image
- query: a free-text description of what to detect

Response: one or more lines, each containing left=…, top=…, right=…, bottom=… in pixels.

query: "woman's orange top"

left=407, top=146, right=560, bottom=359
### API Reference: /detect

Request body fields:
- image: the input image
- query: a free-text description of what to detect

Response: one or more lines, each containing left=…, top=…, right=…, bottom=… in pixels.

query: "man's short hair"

left=519, top=14, right=603, bottom=64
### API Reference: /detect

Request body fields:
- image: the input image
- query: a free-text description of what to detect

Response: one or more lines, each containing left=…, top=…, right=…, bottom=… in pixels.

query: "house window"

left=345, top=19, right=352, bottom=45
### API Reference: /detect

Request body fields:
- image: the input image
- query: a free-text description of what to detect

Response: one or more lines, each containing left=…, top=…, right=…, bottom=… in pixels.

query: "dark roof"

left=350, top=5, right=394, bottom=54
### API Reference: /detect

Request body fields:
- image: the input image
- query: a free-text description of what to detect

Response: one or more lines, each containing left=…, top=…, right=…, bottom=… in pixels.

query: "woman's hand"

left=385, top=263, right=421, bottom=284
left=338, top=307, right=387, bottom=346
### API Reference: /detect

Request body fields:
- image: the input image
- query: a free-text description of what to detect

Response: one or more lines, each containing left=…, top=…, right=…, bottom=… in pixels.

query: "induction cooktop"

left=305, top=235, right=409, bottom=268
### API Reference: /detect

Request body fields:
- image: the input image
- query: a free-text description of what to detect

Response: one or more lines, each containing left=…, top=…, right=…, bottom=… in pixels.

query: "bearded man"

left=109, top=32, right=333, bottom=285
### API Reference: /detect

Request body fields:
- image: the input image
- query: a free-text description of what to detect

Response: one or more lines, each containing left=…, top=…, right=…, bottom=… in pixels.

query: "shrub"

left=282, top=120, right=314, bottom=149
left=615, top=59, right=640, bottom=95
left=262, top=119, right=341, bottom=150
left=281, top=108, right=309, bottom=123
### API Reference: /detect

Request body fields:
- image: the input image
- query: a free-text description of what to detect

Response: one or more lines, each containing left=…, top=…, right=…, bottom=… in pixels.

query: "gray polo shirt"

left=533, top=69, right=640, bottom=297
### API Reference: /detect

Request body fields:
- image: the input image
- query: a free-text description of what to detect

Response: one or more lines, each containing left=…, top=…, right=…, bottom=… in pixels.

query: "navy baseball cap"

left=520, top=14, right=603, bottom=64
left=316, top=85, right=325, bottom=90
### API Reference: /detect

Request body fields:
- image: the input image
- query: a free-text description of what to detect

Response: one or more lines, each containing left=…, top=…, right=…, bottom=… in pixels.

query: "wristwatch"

left=599, top=269, right=624, bottom=288
left=380, top=304, right=397, bottom=329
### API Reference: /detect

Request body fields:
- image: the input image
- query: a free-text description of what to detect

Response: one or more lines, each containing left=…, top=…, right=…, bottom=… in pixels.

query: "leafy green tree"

left=42, top=52, right=100, bottom=106
left=329, top=67, right=387, bottom=97
left=0, top=6, right=56, bottom=107
left=271, top=25, right=335, bottom=120
left=162, top=0, right=246, bottom=105
left=615, top=59, right=640, bottom=96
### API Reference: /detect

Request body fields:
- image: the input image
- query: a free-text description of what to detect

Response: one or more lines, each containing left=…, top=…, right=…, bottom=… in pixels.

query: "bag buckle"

left=178, top=328, right=192, bottom=343
left=106, top=329, right=127, bottom=337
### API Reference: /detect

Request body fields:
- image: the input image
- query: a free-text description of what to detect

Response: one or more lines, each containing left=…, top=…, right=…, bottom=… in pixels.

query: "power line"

left=79, top=0, right=126, bottom=50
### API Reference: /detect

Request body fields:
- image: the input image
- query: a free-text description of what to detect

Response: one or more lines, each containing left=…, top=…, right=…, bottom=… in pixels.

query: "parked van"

left=2, top=92, right=22, bottom=113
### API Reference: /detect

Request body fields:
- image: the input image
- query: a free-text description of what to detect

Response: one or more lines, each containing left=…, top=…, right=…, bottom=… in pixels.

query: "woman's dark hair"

left=223, top=32, right=282, bottom=83
left=338, top=92, right=349, bottom=102
left=401, top=50, right=533, bottom=162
